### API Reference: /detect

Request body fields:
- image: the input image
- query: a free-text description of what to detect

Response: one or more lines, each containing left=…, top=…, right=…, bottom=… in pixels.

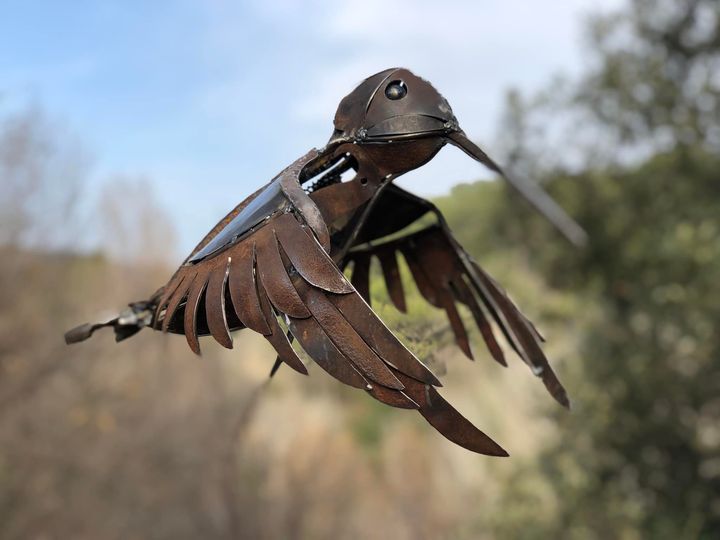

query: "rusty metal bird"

left=66, top=68, right=586, bottom=456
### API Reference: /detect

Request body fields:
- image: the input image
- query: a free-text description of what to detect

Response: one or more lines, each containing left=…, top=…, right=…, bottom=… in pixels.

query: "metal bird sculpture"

left=66, top=68, right=586, bottom=456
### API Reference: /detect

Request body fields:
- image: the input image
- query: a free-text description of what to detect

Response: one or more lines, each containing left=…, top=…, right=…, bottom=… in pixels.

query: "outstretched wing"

left=343, top=224, right=570, bottom=409
left=153, top=149, right=508, bottom=456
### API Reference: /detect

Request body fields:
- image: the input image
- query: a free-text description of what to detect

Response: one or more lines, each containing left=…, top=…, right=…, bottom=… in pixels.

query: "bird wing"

left=343, top=224, right=570, bottom=409
left=153, top=149, right=507, bottom=456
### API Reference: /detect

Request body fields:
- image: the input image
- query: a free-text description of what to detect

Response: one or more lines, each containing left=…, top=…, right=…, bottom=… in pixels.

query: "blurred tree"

left=0, top=106, right=88, bottom=249
left=486, top=150, right=720, bottom=539
left=98, top=177, right=177, bottom=269
left=0, top=107, right=260, bottom=540
left=456, top=0, right=720, bottom=538
left=0, top=106, right=89, bottom=414
left=580, top=0, right=720, bottom=153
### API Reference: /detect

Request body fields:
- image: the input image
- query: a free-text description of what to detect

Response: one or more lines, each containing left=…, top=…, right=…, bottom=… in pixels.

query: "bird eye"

left=384, top=80, right=407, bottom=100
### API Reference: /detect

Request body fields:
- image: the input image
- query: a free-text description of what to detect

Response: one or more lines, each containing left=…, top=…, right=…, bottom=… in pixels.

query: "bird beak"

left=447, top=131, right=588, bottom=247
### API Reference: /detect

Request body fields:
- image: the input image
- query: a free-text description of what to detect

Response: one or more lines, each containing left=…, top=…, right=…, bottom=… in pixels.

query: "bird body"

left=66, top=68, right=584, bottom=456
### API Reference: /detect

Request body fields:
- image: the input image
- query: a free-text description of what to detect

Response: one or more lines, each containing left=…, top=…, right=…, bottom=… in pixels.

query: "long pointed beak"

left=447, top=131, right=588, bottom=247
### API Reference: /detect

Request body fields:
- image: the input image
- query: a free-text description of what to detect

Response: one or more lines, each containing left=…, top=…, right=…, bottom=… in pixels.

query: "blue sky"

left=1, top=0, right=623, bottom=255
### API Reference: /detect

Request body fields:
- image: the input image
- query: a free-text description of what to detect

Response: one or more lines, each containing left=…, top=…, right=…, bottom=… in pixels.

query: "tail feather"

left=65, top=300, right=155, bottom=345
left=64, top=321, right=114, bottom=344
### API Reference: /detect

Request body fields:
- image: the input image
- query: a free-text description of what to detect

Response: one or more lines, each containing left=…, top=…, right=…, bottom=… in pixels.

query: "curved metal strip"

left=155, top=272, right=187, bottom=326
left=289, top=311, right=418, bottom=409
left=377, top=248, right=406, bottom=312
left=469, top=261, right=569, bottom=408
left=255, top=274, right=308, bottom=376
left=274, top=214, right=353, bottom=294
left=400, top=229, right=472, bottom=357
left=330, top=292, right=441, bottom=387
left=392, top=369, right=509, bottom=457
left=162, top=271, right=195, bottom=333
left=288, top=316, right=367, bottom=388
left=255, top=229, right=310, bottom=318
left=300, top=287, right=403, bottom=390
left=279, top=149, right=331, bottom=251
left=205, top=259, right=233, bottom=349
left=184, top=268, right=210, bottom=354
left=367, top=381, right=419, bottom=409
left=366, top=114, right=446, bottom=140
left=399, top=245, right=442, bottom=307
left=438, top=289, right=473, bottom=360
left=453, top=278, right=506, bottom=366
left=349, top=252, right=371, bottom=305
left=227, top=242, right=271, bottom=336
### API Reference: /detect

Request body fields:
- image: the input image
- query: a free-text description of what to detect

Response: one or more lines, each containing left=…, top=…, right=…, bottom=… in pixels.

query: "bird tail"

left=64, top=300, right=156, bottom=345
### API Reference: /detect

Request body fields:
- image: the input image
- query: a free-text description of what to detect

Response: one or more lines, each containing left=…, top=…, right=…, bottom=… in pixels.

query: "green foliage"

left=432, top=1, right=720, bottom=537
left=481, top=148, right=720, bottom=539
left=580, top=0, right=720, bottom=151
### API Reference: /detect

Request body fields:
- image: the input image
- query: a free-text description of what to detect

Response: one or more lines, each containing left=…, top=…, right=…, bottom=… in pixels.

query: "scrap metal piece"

left=66, top=68, right=584, bottom=455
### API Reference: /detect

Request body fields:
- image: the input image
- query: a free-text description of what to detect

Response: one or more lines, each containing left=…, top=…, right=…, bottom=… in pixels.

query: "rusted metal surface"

left=66, top=68, right=586, bottom=455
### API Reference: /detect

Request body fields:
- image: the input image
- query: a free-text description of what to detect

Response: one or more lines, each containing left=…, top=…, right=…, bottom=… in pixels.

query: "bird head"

left=329, top=68, right=458, bottom=145
left=324, top=68, right=587, bottom=246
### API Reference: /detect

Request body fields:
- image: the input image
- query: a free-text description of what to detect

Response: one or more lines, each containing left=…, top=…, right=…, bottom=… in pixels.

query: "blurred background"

left=1, top=0, right=718, bottom=538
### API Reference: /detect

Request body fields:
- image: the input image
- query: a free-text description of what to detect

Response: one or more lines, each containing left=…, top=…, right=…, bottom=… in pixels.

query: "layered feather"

left=152, top=211, right=506, bottom=455
left=344, top=225, right=569, bottom=409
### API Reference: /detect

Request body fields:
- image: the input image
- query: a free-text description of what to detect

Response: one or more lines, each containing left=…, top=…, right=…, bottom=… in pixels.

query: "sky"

left=1, top=0, right=624, bottom=255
